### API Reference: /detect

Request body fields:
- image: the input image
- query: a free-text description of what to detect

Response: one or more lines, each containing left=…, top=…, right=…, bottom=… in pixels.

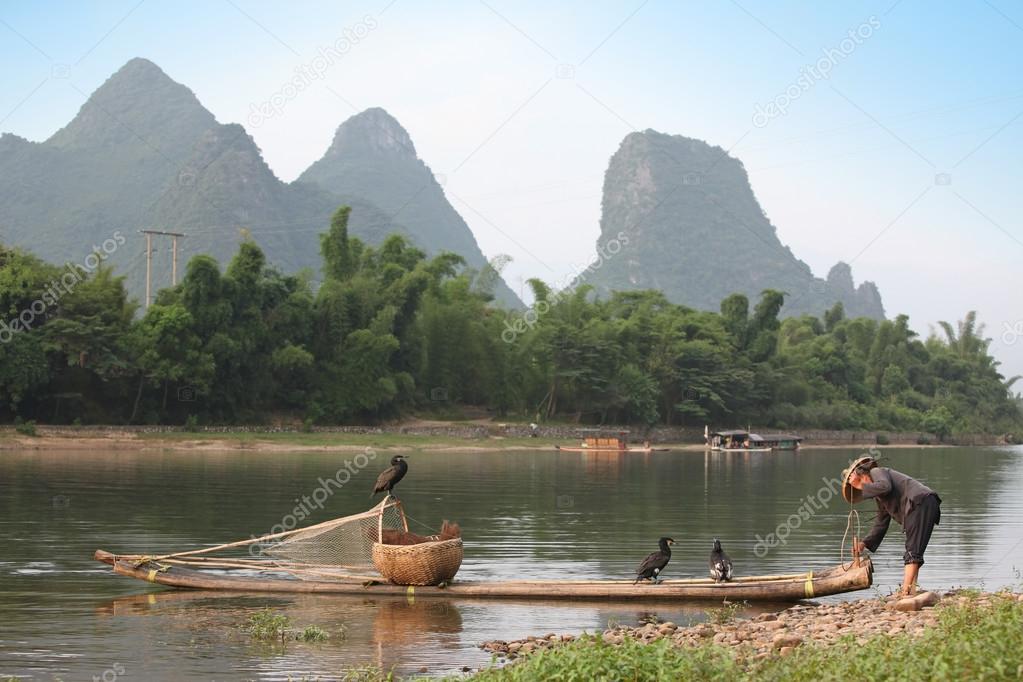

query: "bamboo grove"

left=1, top=208, right=1019, bottom=436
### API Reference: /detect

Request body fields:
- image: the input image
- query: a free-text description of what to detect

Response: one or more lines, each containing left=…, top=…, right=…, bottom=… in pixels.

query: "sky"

left=1, top=0, right=1022, bottom=380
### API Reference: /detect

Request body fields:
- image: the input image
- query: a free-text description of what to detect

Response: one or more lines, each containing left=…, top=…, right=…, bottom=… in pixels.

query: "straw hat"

left=841, top=456, right=878, bottom=503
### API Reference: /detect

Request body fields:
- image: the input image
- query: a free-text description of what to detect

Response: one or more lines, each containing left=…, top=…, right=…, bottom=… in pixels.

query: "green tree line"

left=1, top=208, right=1019, bottom=436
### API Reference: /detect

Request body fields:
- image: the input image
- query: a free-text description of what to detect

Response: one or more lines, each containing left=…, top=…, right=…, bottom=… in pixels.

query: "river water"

left=1, top=445, right=1020, bottom=680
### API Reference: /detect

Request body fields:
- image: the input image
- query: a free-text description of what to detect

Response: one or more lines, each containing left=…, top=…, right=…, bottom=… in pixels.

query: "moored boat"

left=93, top=550, right=872, bottom=602
left=554, top=428, right=665, bottom=453
left=706, top=429, right=773, bottom=452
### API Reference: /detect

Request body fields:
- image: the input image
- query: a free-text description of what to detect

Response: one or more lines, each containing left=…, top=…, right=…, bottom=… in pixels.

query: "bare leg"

left=901, top=563, right=921, bottom=596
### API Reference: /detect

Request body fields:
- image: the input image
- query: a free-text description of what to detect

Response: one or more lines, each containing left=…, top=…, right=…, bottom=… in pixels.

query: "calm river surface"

left=1, top=445, right=1021, bottom=680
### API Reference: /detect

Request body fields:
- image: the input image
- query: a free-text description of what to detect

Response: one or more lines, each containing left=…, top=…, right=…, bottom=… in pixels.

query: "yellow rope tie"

left=147, top=569, right=159, bottom=583
left=406, top=585, right=415, bottom=604
left=804, top=571, right=815, bottom=598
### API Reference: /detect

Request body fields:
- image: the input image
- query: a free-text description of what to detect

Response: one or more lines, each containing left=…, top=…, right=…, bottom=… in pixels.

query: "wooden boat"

left=93, top=550, right=872, bottom=602
left=555, top=444, right=662, bottom=453
left=555, top=428, right=667, bottom=454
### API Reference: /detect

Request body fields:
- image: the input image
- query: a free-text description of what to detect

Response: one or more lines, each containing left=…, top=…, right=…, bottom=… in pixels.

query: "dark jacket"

left=860, top=467, right=939, bottom=551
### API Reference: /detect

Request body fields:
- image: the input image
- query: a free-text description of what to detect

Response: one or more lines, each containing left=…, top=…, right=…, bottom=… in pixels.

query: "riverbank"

left=0, top=422, right=995, bottom=453
left=466, top=591, right=1023, bottom=681
left=0, top=427, right=963, bottom=454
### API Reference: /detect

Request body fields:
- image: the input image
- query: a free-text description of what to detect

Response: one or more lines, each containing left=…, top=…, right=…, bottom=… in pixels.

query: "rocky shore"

left=480, top=591, right=1023, bottom=662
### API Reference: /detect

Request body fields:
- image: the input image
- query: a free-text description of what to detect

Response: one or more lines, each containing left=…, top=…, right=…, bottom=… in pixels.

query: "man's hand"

left=853, top=540, right=867, bottom=555
left=848, top=471, right=870, bottom=489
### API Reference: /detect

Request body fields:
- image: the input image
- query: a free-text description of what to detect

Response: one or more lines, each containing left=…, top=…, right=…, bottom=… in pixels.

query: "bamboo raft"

left=93, top=550, right=872, bottom=602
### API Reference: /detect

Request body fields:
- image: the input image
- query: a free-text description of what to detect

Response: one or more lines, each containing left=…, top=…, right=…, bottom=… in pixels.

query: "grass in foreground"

left=462, top=595, right=1023, bottom=682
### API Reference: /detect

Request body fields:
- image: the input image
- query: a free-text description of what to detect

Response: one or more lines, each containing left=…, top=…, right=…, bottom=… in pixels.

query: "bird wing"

left=636, top=551, right=666, bottom=575
left=373, top=466, right=397, bottom=492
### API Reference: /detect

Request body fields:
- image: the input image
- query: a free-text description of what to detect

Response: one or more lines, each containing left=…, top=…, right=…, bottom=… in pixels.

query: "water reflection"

left=1, top=445, right=1020, bottom=680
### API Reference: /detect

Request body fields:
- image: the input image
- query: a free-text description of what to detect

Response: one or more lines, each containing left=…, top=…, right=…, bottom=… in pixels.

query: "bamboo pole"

left=103, top=557, right=872, bottom=601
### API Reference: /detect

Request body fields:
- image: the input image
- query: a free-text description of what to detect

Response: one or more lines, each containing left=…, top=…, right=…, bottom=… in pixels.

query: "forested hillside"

left=0, top=209, right=1018, bottom=436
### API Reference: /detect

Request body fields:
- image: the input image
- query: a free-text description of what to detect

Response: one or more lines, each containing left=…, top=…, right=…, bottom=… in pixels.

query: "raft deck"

left=94, top=550, right=872, bottom=602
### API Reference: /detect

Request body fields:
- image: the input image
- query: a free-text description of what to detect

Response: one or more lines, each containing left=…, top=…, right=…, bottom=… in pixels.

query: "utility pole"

left=139, top=230, right=186, bottom=308
left=144, top=231, right=152, bottom=308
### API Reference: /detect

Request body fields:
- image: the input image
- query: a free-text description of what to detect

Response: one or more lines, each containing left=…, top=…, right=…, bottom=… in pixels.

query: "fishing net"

left=122, top=497, right=412, bottom=580
left=263, top=498, right=408, bottom=570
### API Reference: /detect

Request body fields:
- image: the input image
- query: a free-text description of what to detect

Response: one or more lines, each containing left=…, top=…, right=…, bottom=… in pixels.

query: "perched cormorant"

left=709, top=538, right=733, bottom=582
left=634, top=537, right=675, bottom=584
left=371, top=455, right=409, bottom=498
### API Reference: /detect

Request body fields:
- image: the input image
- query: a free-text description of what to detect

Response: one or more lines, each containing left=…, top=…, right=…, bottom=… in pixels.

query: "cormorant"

left=371, top=455, right=409, bottom=498
left=709, top=538, right=733, bottom=582
left=634, top=537, right=675, bottom=584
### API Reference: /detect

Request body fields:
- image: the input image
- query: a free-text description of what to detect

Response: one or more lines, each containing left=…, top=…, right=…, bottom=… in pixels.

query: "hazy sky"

left=2, top=1, right=1022, bottom=380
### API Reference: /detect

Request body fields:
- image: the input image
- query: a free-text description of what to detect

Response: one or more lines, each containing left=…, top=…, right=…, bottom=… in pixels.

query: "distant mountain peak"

left=579, top=129, right=885, bottom=320
left=300, top=107, right=521, bottom=306
left=46, top=56, right=215, bottom=151
left=323, top=107, right=417, bottom=161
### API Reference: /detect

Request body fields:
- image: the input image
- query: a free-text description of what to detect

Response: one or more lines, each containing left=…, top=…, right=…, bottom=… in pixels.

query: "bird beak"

left=669, top=540, right=675, bottom=545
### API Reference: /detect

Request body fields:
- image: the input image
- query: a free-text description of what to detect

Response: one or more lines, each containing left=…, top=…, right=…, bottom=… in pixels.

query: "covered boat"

left=555, top=428, right=660, bottom=453
left=706, top=429, right=773, bottom=452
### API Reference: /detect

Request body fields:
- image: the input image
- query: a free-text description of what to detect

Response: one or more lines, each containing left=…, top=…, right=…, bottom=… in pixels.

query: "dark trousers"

left=903, top=493, right=941, bottom=565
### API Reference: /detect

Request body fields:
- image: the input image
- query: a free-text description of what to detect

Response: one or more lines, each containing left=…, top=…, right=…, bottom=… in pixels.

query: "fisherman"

left=842, top=456, right=942, bottom=597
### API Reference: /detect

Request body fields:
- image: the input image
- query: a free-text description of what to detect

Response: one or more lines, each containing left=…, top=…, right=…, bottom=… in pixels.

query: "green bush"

left=299, top=625, right=328, bottom=642
left=875, top=433, right=890, bottom=445
left=15, top=419, right=37, bottom=436
left=245, top=609, right=291, bottom=643
left=184, top=415, right=200, bottom=432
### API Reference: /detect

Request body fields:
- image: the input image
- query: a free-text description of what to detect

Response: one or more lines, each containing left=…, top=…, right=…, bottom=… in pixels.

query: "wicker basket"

left=372, top=538, right=463, bottom=586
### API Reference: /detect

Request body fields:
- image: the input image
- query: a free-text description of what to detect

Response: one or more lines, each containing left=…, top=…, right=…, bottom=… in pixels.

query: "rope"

left=402, top=510, right=441, bottom=535
left=840, top=508, right=862, bottom=571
